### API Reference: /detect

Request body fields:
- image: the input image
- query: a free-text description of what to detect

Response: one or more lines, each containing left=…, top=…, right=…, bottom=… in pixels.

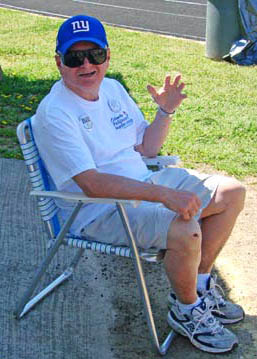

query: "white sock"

left=197, top=273, right=211, bottom=292
left=177, top=297, right=201, bottom=315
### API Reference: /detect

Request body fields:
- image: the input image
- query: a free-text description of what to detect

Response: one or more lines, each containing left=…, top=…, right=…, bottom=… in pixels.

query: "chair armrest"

left=142, top=155, right=180, bottom=167
left=30, top=190, right=141, bottom=208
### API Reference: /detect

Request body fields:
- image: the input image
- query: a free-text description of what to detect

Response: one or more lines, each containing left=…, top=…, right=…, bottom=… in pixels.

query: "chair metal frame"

left=15, top=118, right=179, bottom=355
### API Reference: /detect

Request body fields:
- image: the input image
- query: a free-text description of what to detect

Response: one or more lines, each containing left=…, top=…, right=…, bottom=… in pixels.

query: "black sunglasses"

left=60, top=48, right=107, bottom=68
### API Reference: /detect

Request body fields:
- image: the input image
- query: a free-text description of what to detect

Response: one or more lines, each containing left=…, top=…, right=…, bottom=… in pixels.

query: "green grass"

left=0, top=8, right=256, bottom=178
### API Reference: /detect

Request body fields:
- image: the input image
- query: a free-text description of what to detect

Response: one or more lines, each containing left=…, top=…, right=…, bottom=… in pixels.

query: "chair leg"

left=116, top=203, right=176, bottom=356
left=14, top=202, right=83, bottom=319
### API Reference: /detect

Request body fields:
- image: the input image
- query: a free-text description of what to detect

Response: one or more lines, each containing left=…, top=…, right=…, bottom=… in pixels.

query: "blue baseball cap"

left=56, top=14, right=109, bottom=55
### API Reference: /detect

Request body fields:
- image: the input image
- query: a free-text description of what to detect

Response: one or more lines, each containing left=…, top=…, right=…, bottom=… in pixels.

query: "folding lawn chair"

left=15, top=117, right=180, bottom=355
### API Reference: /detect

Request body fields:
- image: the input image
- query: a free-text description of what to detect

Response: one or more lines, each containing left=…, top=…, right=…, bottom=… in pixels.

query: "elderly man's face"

left=56, top=41, right=110, bottom=101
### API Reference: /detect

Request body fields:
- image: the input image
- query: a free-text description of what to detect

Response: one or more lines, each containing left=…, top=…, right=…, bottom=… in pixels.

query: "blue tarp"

left=239, top=0, right=257, bottom=41
left=228, top=0, right=257, bottom=65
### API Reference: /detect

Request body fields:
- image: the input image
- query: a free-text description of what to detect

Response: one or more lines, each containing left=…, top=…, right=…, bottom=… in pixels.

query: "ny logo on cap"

left=71, top=20, right=90, bottom=33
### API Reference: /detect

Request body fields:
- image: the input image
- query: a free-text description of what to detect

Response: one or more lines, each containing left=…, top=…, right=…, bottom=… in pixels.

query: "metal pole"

left=15, top=202, right=83, bottom=318
left=116, top=203, right=175, bottom=355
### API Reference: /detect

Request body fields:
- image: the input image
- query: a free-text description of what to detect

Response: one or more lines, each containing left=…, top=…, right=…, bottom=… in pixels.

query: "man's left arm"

left=135, top=73, right=187, bottom=157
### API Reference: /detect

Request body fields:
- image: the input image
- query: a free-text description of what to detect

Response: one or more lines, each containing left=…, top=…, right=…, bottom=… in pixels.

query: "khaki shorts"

left=81, top=168, right=225, bottom=250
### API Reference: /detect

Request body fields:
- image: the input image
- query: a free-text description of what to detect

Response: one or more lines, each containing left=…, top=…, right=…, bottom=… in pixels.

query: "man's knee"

left=166, top=216, right=202, bottom=252
left=219, top=178, right=246, bottom=212
left=202, top=177, right=246, bottom=218
left=230, top=179, right=246, bottom=211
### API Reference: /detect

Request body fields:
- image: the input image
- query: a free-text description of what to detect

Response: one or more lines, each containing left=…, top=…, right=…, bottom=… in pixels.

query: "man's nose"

left=81, top=56, right=91, bottom=66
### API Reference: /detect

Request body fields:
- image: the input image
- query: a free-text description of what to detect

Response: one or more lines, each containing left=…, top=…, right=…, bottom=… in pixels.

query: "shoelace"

left=199, top=276, right=226, bottom=313
left=208, top=285, right=226, bottom=306
left=190, top=305, right=223, bottom=342
left=206, top=276, right=226, bottom=308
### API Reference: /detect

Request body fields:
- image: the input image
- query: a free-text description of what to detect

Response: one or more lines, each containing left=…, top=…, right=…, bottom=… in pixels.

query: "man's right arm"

left=73, top=169, right=201, bottom=221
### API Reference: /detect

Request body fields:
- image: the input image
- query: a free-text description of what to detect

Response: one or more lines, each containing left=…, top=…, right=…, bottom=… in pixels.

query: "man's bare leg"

left=163, top=177, right=245, bottom=353
left=163, top=216, right=202, bottom=304
left=164, top=215, right=238, bottom=354
left=199, top=178, right=246, bottom=274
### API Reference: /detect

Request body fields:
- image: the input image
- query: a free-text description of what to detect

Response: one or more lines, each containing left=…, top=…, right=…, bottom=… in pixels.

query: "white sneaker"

left=168, top=275, right=245, bottom=324
left=167, top=296, right=238, bottom=353
left=198, top=276, right=245, bottom=324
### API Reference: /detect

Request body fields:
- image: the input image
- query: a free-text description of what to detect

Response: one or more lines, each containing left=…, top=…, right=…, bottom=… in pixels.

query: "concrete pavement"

left=0, top=158, right=256, bottom=358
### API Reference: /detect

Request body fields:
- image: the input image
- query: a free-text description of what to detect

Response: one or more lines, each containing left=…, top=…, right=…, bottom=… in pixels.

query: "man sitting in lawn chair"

left=32, top=14, right=246, bottom=354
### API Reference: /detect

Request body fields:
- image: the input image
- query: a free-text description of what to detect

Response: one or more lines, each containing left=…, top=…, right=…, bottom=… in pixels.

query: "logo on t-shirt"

left=79, top=114, right=93, bottom=131
left=108, top=98, right=121, bottom=113
left=111, top=111, right=133, bottom=130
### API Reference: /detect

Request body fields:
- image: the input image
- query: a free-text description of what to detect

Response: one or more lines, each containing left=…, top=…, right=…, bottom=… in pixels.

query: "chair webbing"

left=18, top=119, right=61, bottom=236
left=64, top=235, right=133, bottom=258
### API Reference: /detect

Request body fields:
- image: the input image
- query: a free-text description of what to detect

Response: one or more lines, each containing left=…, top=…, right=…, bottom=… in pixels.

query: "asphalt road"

left=0, top=0, right=207, bottom=40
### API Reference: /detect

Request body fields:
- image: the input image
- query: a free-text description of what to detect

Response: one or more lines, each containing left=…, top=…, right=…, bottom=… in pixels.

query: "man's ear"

left=55, top=54, right=63, bottom=69
left=107, top=48, right=111, bottom=62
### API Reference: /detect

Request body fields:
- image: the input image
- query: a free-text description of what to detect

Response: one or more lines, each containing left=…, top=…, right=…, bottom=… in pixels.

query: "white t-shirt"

left=32, top=78, right=151, bottom=234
